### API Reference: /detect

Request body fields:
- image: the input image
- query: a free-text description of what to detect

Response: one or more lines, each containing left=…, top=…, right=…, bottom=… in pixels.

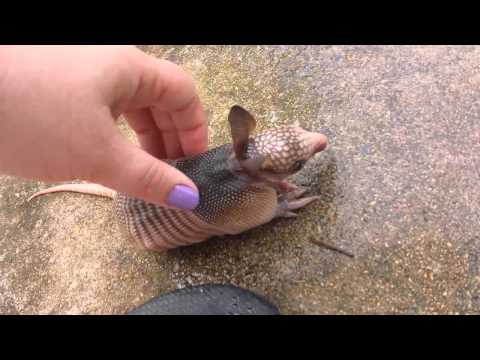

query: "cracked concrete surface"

left=1, top=45, right=479, bottom=314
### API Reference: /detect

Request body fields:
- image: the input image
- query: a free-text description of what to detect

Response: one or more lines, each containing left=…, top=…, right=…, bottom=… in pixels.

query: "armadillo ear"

left=228, top=105, right=257, bottom=160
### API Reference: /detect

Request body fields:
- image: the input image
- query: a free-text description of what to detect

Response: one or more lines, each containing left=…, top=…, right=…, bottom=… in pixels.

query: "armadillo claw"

left=274, top=195, right=320, bottom=219
left=286, top=196, right=321, bottom=211
left=277, top=181, right=299, bottom=193
left=280, top=211, right=298, bottom=218
left=284, top=187, right=309, bottom=201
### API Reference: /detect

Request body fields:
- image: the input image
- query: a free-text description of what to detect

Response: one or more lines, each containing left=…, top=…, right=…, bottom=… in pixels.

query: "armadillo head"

left=247, top=126, right=327, bottom=174
left=228, top=106, right=327, bottom=184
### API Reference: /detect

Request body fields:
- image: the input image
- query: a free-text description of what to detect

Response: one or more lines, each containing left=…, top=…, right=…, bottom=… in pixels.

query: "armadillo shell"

left=127, top=283, right=280, bottom=315
left=114, top=144, right=279, bottom=251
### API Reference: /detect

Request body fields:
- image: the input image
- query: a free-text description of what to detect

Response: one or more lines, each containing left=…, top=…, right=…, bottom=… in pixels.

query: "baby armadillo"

left=28, top=106, right=328, bottom=252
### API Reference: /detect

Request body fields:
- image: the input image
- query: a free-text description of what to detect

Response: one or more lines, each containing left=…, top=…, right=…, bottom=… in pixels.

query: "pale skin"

left=0, top=45, right=208, bottom=208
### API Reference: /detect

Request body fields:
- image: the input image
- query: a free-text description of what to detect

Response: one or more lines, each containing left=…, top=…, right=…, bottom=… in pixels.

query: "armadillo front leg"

left=275, top=189, right=320, bottom=218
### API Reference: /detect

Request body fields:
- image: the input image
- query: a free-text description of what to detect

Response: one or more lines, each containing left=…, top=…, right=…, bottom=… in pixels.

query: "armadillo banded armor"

left=114, top=144, right=278, bottom=251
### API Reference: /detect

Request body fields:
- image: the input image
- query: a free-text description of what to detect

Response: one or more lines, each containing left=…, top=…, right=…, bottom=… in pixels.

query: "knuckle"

left=139, top=161, right=167, bottom=198
left=177, top=68, right=195, bottom=91
left=164, top=64, right=196, bottom=110
left=161, top=59, right=194, bottom=87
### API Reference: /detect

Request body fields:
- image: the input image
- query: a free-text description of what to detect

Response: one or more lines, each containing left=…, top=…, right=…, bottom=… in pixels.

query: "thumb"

left=92, top=135, right=200, bottom=210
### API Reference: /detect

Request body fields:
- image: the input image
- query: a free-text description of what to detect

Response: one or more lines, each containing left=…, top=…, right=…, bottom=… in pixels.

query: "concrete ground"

left=1, top=45, right=479, bottom=314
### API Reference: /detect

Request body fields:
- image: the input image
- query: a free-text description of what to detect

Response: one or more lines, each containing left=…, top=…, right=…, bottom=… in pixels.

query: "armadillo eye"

left=291, top=160, right=306, bottom=172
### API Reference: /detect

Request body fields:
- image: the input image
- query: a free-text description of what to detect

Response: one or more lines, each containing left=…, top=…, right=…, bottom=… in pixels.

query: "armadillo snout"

left=308, top=132, right=328, bottom=154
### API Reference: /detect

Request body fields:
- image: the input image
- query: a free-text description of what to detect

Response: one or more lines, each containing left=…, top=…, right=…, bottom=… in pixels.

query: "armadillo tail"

left=27, top=183, right=117, bottom=202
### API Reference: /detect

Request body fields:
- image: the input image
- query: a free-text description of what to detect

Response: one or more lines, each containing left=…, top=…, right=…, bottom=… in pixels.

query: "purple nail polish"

left=166, top=185, right=199, bottom=210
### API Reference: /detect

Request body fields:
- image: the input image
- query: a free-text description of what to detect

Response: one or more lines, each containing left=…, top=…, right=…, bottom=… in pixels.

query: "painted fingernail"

left=166, top=185, right=199, bottom=210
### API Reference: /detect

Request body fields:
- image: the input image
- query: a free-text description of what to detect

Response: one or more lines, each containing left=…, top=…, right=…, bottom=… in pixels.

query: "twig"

left=309, top=238, right=355, bottom=258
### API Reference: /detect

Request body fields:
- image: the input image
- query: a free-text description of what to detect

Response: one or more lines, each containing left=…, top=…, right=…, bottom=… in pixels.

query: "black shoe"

left=128, top=283, right=280, bottom=315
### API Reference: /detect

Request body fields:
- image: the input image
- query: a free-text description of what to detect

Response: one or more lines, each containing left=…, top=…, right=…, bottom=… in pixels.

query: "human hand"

left=0, top=45, right=208, bottom=209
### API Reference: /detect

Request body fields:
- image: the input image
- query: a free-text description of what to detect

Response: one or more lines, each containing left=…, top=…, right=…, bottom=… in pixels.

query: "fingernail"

left=166, top=185, right=199, bottom=210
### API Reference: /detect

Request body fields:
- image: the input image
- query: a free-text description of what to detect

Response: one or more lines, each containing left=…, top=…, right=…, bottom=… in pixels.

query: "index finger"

left=120, top=49, right=208, bottom=157
left=166, top=94, right=208, bottom=157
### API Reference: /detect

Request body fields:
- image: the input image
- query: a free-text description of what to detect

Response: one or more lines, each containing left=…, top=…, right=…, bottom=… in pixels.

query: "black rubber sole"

left=128, top=283, right=280, bottom=315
